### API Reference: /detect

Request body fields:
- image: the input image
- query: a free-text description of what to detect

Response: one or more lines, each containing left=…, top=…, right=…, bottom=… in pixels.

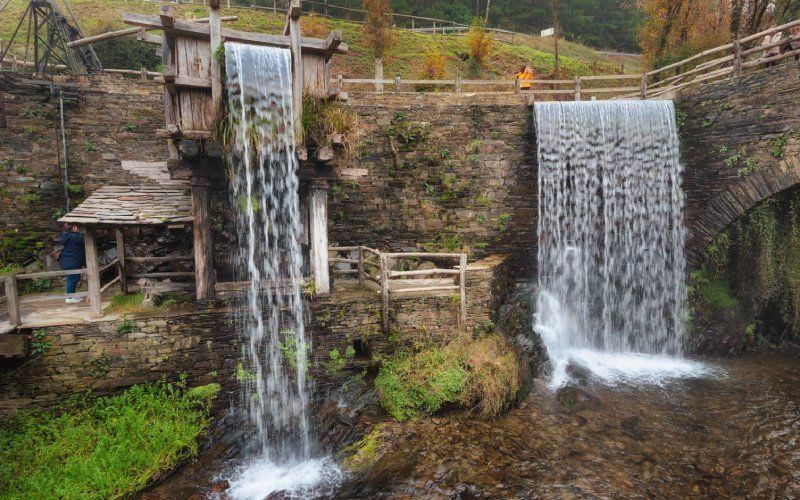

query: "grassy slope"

left=0, top=0, right=640, bottom=78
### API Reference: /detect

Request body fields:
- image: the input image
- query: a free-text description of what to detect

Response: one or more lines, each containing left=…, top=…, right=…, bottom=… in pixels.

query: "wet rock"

left=555, top=386, right=597, bottom=413
left=209, top=479, right=229, bottom=493
left=264, top=490, right=287, bottom=499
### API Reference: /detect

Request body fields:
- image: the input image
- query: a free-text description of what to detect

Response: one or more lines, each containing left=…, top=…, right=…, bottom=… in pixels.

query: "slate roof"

left=58, top=186, right=193, bottom=226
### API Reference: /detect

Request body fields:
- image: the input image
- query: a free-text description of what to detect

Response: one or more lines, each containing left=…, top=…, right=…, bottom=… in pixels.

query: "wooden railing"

left=330, top=246, right=467, bottom=331
left=1, top=259, right=120, bottom=329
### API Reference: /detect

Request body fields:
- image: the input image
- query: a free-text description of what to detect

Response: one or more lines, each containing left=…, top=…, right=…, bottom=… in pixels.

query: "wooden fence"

left=330, top=246, right=467, bottom=331
left=1, top=252, right=193, bottom=329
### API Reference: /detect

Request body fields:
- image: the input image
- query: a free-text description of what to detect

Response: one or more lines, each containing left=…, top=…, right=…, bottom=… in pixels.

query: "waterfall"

left=534, top=101, right=707, bottom=388
left=223, top=43, right=341, bottom=497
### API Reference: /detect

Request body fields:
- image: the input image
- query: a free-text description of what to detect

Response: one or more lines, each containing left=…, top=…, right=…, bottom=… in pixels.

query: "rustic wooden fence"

left=330, top=246, right=467, bottom=331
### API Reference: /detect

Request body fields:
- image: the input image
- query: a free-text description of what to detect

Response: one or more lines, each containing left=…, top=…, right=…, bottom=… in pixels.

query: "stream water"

left=337, top=351, right=800, bottom=498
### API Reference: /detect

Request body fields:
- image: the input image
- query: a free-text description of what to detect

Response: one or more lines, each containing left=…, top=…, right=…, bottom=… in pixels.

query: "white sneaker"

left=65, top=297, right=81, bottom=304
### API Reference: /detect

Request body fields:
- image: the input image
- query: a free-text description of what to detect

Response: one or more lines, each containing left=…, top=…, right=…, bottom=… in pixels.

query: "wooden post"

left=574, top=75, right=581, bottom=101
left=455, top=77, right=461, bottom=93
left=411, top=18, right=414, bottom=30
left=337, top=74, right=343, bottom=89
left=324, top=0, right=328, bottom=16
left=160, top=9, right=179, bottom=161
left=515, top=77, right=521, bottom=94
left=733, top=37, right=743, bottom=77
left=640, top=73, right=647, bottom=100
left=309, top=181, right=330, bottom=297
left=380, top=253, right=389, bottom=332
left=4, top=275, right=20, bottom=327
left=192, top=177, right=214, bottom=300
left=458, top=254, right=467, bottom=328
left=140, top=67, right=147, bottom=80
left=288, top=0, right=303, bottom=144
left=394, top=75, right=401, bottom=92
left=357, top=246, right=364, bottom=285
left=209, top=0, right=222, bottom=116
left=84, top=227, right=102, bottom=317
left=115, top=229, right=128, bottom=294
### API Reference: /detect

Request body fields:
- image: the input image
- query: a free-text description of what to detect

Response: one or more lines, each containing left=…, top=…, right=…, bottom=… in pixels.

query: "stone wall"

left=329, top=93, right=537, bottom=276
left=677, top=62, right=800, bottom=261
left=0, top=72, right=166, bottom=264
left=0, top=254, right=511, bottom=415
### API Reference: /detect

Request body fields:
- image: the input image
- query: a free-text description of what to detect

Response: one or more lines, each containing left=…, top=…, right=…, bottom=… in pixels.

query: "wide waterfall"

left=223, top=43, right=340, bottom=498
left=534, top=101, right=709, bottom=388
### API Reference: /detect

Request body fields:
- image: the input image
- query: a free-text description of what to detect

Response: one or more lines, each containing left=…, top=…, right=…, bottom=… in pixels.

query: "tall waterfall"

left=534, top=101, right=706, bottom=387
left=223, top=43, right=344, bottom=497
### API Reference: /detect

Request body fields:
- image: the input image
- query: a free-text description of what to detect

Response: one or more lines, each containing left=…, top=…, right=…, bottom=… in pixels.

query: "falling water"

left=223, top=43, right=341, bottom=498
left=534, top=101, right=710, bottom=388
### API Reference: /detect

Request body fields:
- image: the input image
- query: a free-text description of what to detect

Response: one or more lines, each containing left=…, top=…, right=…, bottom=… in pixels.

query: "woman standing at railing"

left=762, top=25, right=783, bottom=67
left=781, top=26, right=800, bottom=61
left=59, top=224, right=85, bottom=304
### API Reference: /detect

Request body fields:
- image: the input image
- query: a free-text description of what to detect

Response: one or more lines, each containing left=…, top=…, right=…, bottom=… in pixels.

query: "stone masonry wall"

left=330, top=93, right=537, bottom=276
left=0, top=72, right=166, bottom=264
left=677, top=62, right=800, bottom=261
left=0, top=254, right=511, bottom=415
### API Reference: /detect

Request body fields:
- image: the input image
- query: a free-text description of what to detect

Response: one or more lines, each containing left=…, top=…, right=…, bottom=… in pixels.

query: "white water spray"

left=224, top=42, right=341, bottom=497
left=534, top=101, right=710, bottom=387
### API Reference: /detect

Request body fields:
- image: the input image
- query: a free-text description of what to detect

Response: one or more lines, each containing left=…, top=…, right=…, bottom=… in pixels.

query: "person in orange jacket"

left=516, top=65, right=535, bottom=90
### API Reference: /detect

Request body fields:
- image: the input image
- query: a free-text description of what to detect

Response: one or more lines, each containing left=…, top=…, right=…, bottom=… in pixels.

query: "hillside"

left=0, top=0, right=640, bottom=78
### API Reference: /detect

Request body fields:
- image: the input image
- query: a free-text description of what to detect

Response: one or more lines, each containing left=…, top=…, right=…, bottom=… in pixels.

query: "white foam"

left=545, top=348, right=718, bottom=389
left=226, top=456, right=344, bottom=500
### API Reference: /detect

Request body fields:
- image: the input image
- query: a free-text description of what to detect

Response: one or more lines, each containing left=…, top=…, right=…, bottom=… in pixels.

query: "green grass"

left=0, top=0, right=638, bottom=78
left=0, top=379, right=220, bottom=499
left=374, top=335, right=519, bottom=421
left=104, top=291, right=144, bottom=313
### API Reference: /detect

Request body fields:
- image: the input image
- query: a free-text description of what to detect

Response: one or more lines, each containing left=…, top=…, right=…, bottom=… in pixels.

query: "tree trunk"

left=484, top=0, right=491, bottom=26
left=552, top=0, right=559, bottom=79
left=374, top=57, right=384, bottom=93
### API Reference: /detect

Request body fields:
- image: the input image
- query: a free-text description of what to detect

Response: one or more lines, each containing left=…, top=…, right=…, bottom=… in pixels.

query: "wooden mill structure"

left=119, top=0, right=346, bottom=302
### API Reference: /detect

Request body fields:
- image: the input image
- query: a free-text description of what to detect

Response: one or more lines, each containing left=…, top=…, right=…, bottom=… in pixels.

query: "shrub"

left=0, top=379, right=219, bottom=498
left=416, top=48, right=447, bottom=91
left=301, top=95, right=360, bottom=155
left=362, top=0, right=394, bottom=59
left=301, top=13, right=328, bottom=38
left=465, top=18, right=493, bottom=64
left=374, top=334, right=519, bottom=421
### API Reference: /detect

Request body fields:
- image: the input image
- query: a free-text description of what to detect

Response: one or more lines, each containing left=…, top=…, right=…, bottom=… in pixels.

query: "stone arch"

left=687, top=161, right=800, bottom=262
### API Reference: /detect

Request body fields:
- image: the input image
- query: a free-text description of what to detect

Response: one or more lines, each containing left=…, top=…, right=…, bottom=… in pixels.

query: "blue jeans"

left=62, top=262, right=81, bottom=294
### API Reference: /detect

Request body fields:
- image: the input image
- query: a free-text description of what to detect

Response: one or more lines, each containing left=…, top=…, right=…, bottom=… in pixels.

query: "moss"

left=690, top=269, right=737, bottom=310
left=340, top=425, right=387, bottom=473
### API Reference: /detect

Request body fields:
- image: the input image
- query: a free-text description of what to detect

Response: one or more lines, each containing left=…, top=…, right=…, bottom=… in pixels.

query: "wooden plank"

left=0, top=334, right=27, bottom=358
left=192, top=178, right=213, bottom=300
left=129, top=272, right=195, bottom=278
left=309, top=182, right=330, bottom=296
left=154, top=75, right=212, bottom=89
left=389, top=268, right=461, bottom=277
left=392, top=285, right=460, bottom=293
left=209, top=1, right=222, bottom=118
left=84, top=228, right=102, bottom=317
left=128, top=255, right=193, bottom=263
left=4, top=276, right=20, bottom=327
left=115, top=229, right=127, bottom=294
left=458, top=254, right=467, bottom=327
left=380, top=254, right=389, bottom=331
left=100, top=275, right=121, bottom=294
left=289, top=0, right=303, bottom=141
left=14, top=268, right=86, bottom=279
left=385, top=252, right=465, bottom=259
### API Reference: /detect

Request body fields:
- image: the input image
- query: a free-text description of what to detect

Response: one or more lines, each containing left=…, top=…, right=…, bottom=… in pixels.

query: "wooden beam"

left=209, top=0, right=222, bottom=118
left=83, top=228, right=102, bottom=317
left=137, top=31, right=162, bottom=45
left=115, top=229, right=127, bottom=294
left=380, top=254, right=389, bottom=331
left=160, top=5, right=175, bottom=29
left=325, top=30, right=342, bottom=52
left=309, top=181, right=330, bottom=297
left=191, top=177, right=214, bottom=300
left=288, top=0, right=303, bottom=143
left=4, top=276, right=20, bottom=327
left=122, top=13, right=348, bottom=55
left=154, top=74, right=212, bottom=89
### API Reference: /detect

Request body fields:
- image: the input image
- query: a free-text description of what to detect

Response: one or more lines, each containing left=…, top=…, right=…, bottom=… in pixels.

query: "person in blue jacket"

left=59, top=223, right=86, bottom=304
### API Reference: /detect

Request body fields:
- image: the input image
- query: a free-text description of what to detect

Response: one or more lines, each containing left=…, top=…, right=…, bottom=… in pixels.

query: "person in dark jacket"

left=59, top=223, right=86, bottom=304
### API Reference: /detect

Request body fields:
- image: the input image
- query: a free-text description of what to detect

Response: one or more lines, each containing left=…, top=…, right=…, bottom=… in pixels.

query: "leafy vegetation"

left=374, top=335, right=519, bottom=421
left=0, top=379, right=219, bottom=499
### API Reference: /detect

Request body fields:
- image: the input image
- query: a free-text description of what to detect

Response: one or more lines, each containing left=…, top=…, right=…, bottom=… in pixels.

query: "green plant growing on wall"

left=84, top=142, right=97, bottom=152
left=30, top=329, right=51, bottom=356
left=439, top=148, right=450, bottom=159
left=23, top=126, right=37, bottom=136
left=15, top=164, right=27, bottom=175
left=476, top=194, right=491, bottom=208
left=23, top=192, right=41, bottom=205
left=718, top=145, right=729, bottom=155
left=737, top=157, right=758, bottom=178
left=123, top=123, right=138, bottom=132
left=236, top=362, right=256, bottom=383
left=490, top=130, right=499, bottom=140
left=477, top=213, right=487, bottom=224
left=66, top=183, right=83, bottom=195
left=724, top=146, right=745, bottom=169
left=302, top=280, right=316, bottom=301
left=331, top=185, right=349, bottom=202
left=467, top=139, right=483, bottom=152
left=768, top=135, right=786, bottom=159
left=497, top=213, right=512, bottom=232
left=424, top=182, right=436, bottom=196
left=674, top=105, right=687, bottom=130
left=116, top=316, right=137, bottom=335
left=25, top=277, right=51, bottom=294
left=701, top=118, right=714, bottom=128
left=53, top=208, right=64, bottom=220
left=326, top=346, right=355, bottom=373
left=386, top=114, right=430, bottom=147
left=469, top=154, right=480, bottom=165
left=279, top=333, right=309, bottom=370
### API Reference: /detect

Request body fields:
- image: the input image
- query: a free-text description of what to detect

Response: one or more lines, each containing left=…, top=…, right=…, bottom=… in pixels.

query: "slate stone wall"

left=0, top=72, right=166, bottom=264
